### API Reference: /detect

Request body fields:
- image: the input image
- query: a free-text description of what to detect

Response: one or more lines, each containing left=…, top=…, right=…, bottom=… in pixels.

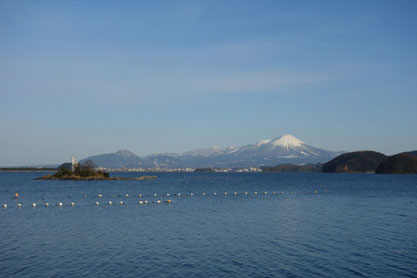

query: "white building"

left=71, top=155, right=79, bottom=172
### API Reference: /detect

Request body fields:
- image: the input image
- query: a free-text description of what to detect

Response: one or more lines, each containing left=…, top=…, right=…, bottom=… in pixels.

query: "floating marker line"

left=2, top=189, right=326, bottom=210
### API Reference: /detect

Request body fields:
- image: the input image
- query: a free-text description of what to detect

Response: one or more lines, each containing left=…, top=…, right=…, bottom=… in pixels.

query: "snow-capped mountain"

left=80, top=135, right=342, bottom=169
left=141, top=134, right=341, bottom=168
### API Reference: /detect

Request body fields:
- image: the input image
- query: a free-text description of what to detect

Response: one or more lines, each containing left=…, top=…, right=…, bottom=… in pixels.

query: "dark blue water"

left=1, top=172, right=416, bottom=277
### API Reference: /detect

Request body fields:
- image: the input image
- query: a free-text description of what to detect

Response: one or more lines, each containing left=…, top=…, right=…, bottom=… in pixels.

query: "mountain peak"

left=270, top=134, right=305, bottom=149
left=115, top=149, right=138, bottom=157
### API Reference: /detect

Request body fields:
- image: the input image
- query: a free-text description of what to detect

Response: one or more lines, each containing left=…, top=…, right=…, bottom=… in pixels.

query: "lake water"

left=1, top=172, right=416, bottom=277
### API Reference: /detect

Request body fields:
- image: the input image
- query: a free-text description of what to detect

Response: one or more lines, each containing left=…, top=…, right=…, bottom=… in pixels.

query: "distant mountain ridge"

left=80, top=149, right=145, bottom=169
left=80, top=134, right=343, bottom=169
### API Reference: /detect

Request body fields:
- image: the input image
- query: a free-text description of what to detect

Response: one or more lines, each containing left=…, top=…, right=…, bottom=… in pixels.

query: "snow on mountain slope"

left=81, top=135, right=342, bottom=169
left=270, top=134, right=304, bottom=149
left=140, top=134, right=341, bottom=168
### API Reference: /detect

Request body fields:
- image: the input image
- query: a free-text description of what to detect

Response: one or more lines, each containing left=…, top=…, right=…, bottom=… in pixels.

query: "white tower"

left=71, top=155, right=79, bottom=172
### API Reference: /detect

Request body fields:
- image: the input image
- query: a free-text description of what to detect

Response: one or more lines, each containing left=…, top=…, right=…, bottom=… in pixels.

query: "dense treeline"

left=54, top=160, right=109, bottom=178
left=322, top=151, right=387, bottom=173
left=263, top=163, right=322, bottom=172
left=322, top=150, right=417, bottom=174
left=375, top=153, right=417, bottom=174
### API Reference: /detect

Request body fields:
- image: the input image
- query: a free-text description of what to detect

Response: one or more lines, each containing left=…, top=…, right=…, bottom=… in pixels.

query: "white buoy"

left=138, top=193, right=142, bottom=197
left=153, top=193, right=158, bottom=197
left=263, top=192, right=267, bottom=195
left=202, top=192, right=206, bottom=196
left=166, top=193, right=170, bottom=196
left=213, top=192, right=217, bottom=195
left=45, top=203, right=49, bottom=207
left=125, top=194, right=129, bottom=198
left=95, top=201, right=100, bottom=206
left=190, top=193, right=193, bottom=196
left=314, top=190, right=318, bottom=194
left=71, top=202, right=75, bottom=206
left=138, top=201, right=144, bottom=205
left=234, top=192, right=238, bottom=195
left=144, top=200, right=148, bottom=204
left=245, top=192, right=248, bottom=195
left=254, top=192, right=258, bottom=195
left=177, top=193, right=181, bottom=196
left=17, top=203, right=22, bottom=208
left=120, top=201, right=124, bottom=205
left=108, top=201, right=112, bottom=205
left=3, top=204, right=7, bottom=208
left=156, top=200, right=161, bottom=204
left=98, top=194, right=103, bottom=198
left=224, top=192, right=228, bottom=195
left=58, top=202, right=63, bottom=207
left=32, top=203, right=37, bottom=208
left=281, top=192, right=284, bottom=194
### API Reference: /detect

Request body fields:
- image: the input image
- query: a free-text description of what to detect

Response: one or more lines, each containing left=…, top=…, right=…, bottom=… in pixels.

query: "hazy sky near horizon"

left=1, top=0, right=417, bottom=166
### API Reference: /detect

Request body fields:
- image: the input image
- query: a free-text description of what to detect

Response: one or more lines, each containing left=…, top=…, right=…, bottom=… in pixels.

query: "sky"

left=1, top=0, right=417, bottom=166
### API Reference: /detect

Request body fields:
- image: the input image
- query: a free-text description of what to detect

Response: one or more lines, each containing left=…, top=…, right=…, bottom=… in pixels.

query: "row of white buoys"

left=2, top=198, right=173, bottom=208
left=90, top=190, right=323, bottom=200
left=2, top=190, right=323, bottom=209
left=1, top=202, right=67, bottom=208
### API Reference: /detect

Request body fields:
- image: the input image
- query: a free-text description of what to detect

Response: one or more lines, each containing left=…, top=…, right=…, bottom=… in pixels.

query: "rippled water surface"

left=1, top=172, right=417, bottom=277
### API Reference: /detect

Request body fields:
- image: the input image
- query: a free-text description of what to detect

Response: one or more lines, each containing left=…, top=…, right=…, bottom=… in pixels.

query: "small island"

left=35, top=157, right=156, bottom=181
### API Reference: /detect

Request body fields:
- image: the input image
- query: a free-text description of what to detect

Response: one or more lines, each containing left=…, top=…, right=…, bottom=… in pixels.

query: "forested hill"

left=322, top=151, right=387, bottom=173
left=375, top=152, right=417, bottom=174
left=322, top=150, right=417, bottom=174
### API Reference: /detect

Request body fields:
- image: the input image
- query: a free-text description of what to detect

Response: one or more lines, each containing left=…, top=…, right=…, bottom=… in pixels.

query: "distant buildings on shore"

left=95, top=167, right=263, bottom=173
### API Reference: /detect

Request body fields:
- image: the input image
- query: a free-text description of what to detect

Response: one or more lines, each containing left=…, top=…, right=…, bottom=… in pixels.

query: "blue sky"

left=1, top=0, right=416, bottom=166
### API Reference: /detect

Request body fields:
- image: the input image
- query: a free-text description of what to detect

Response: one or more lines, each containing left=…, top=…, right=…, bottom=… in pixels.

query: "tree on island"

left=55, top=160, right=109, bottom=178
